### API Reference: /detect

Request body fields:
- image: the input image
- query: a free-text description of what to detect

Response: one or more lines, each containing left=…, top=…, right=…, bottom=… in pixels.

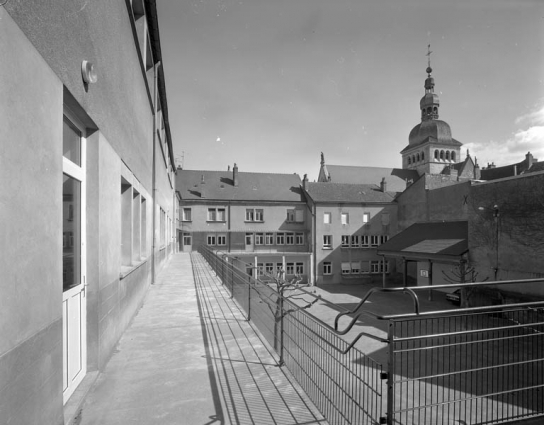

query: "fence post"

left=279, top=286, right=285, bottom=366
left=385, top=321, right=395, bottom=425
left=247, top=274, right=251, bottom=322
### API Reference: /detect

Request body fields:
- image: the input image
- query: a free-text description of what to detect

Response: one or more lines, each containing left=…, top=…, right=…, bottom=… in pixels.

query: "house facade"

left=303, top=178, right=398, bottom=285
left=176, top=165, right=312, bottom=283
left=1, top=1, right=176, bottom=423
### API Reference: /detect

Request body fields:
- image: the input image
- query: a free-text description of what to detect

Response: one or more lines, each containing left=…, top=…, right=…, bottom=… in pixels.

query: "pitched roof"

left=176, top=169, right=304, bottom=202
left=321, top=165, right=419, bottom=193
left=377, top=221, right=468, bottom=262
left=305, top=182, right=396, bottom=203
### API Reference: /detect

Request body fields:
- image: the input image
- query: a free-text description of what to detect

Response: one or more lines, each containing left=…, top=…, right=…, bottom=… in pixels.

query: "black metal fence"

left=388, top=307, right=544, bottom=425
left=200, top=247, right=386, bottom=425
left=199, top=247, right=544, bottom=425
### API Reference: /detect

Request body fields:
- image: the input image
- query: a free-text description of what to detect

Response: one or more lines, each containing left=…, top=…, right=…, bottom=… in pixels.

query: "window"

left=341, top=212, right=349, bottom=225
left=363, top=212, right=370, bottom=224
left=246, top=208, right=263, bottom=222
left=323, top=262, right=332, bottom=275
left=380, top=235, right=389, bottom=245
left=341, top=262, right=351, bottom=275
left=257, top=263, right=264, bottom=276
left=295, top=263, right=304, bottom=274
left=182, top=208, right=191, bottom=221
left=287, top=209, right=295, bottom=222
left=265, top=263, right=274, bottom=274
left=370, top=236, right=379, bottom=247
left=361, top=261, right=370, bottom=274
left=351, top=262, right=360, bottom=274
left=296, top=233, right=304, bottom=245
left=370, top=261, right=381, bottom=274
left=434, top=150, right=439, bottom=159
left=245, top=209, right=254, bottom=221
left=207, top=208, right=225, bottom=221
left=295, top=209, right=304, bottom=222
left=245, top=233, right=253, bottom=245
left=255, top=233, right=264, bottom=245
left=380, top=261, right=390, bottom=273
left=341, top=235, right=350, bottom=248
left=361, top=235, right=370, bottom=247
left=324, top=212, right=331, bottom=224
left=265, top=233, right=274, bottom=245
left=183, top=234, right=192, bottom=246
left=207, top=235, right=216, bottom=245
left=452, top=151, right=456, bottom=161
left=276, top=263, right=283, bottom=276
left=276, top=232, right=285, bottom=245
left=351, top=235, right=360, bottom=248
left=121, top=178, right=132, bottom=266
left=286, top=233, right=294, bottom=245
left=207, top=208, right=216, bottom=221
left=286, top=263, right=294, bottom=275
left=323, top=235, right=332, bottom=249
left=217, top=235, right=226, bottom=246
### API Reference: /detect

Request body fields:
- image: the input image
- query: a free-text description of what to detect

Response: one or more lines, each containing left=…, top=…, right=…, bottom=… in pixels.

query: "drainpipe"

left=151, top=62, right=159, bottom=284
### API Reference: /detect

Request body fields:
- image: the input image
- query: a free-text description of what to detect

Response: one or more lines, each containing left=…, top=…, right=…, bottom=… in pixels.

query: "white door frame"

left=62, top=111, right=87, bottom=404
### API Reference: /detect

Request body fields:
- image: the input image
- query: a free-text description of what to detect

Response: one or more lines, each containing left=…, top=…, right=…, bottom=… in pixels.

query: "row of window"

left=323, top=261, right=390, bottom=275
left=205, top=232, right=306, bottom=246
left=340, top=235, right=389, bottom=248
left=324, top=212, right=370, bottom=225
left=182, top=208, right=304, bottom=223
left=254, top=262, right=305, bottom=276
left=407, top=149, right=457, bottom=165
left=323, top=234, right=388, bottom=249
left=246, top=232, right=305, bottom=246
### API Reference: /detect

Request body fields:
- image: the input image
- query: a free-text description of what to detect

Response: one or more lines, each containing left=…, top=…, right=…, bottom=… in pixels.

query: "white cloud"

left=467, top=99, right=544, bottom=167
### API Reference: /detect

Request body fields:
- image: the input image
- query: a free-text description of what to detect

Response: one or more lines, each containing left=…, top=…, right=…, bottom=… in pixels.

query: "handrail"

left=334, top=287, right=420, bottom=334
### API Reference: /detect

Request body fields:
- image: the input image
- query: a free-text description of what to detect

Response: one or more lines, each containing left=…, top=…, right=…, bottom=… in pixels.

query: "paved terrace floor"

left=76, top=253, right=327, bottom=425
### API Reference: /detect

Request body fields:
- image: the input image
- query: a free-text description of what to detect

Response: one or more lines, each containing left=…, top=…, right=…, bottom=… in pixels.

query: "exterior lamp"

left=81, top=60, right=98, bottom=84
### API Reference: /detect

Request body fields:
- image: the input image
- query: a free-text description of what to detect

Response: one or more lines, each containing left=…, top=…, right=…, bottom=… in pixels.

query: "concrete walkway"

left=77, top=253, right=326, bottom=425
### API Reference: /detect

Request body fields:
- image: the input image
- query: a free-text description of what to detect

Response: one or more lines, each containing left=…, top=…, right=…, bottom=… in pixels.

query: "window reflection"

left=63, top=118, right=81, bottom=165
left=63, top=174, right=81, bottom=291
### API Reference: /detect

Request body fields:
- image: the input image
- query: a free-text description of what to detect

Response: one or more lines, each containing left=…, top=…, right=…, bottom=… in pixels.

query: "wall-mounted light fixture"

left=81, top=60, right=97, bottom=84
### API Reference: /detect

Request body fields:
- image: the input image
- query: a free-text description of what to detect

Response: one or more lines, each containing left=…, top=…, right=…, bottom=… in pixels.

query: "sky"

left=157, top=0, right=544, bottom=181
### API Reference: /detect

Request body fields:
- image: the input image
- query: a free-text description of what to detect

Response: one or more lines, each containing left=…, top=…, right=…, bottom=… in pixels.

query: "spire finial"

left=426, top=44, right=433, bottom=75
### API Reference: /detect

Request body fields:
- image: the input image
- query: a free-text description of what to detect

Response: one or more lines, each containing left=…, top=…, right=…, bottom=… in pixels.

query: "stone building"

left=176, top=165, right=312, bottom=283
left=302, top=176, right=398, bottom=285
left=1, top=1, right=176, bottom=423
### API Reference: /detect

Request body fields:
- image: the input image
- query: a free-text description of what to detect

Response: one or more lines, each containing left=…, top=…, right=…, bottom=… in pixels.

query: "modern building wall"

left=0, top=9, right=65, bottom=423
left=1, top=2, right=176, bottom=423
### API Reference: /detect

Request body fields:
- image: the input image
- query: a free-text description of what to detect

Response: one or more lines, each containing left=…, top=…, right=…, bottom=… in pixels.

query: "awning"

left=377, top=221, right=468, bottom=263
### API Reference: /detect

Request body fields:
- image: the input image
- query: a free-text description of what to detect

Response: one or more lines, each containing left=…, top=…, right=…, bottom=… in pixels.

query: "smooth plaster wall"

left=0, top=9, right=64, bottom=424
left=6, top=0, right=155, bottom=191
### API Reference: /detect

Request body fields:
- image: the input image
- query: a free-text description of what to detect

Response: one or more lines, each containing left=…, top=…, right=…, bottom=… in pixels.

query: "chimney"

left=380, top=177, right=387, bottom=192
left=227, top=165, right=230, bottom=171
left=526, top=152, right=534, bottom=170
left=233, top=163, right=239, bottom=187
left=474, top=163, right=481, bottom=180
left=514, top=164, right=517, bottom=176
left=200, top=174, right=206, bottom=198
left=302, top=174, right=308, bottom=190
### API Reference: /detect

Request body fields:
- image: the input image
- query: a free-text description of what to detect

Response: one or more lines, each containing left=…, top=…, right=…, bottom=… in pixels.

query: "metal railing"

left=198, top=247, right=544, bottom=425
left=199, top=246, right=385, bottom=425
